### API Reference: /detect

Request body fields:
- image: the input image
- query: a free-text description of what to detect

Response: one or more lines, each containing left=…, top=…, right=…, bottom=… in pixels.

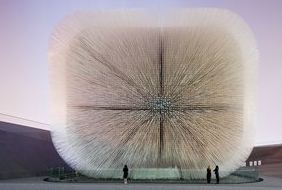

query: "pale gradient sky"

left=0, top=0, right=282, bottom=145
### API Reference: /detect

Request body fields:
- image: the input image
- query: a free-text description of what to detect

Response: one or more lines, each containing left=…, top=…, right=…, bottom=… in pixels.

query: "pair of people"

left=123, top=164, right=219, bottom=184
left=207, top=165, right=219, bottom=184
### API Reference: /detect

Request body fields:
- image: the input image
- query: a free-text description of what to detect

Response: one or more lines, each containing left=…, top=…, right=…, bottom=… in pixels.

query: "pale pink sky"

left=0, top=0, right=282, bottom=145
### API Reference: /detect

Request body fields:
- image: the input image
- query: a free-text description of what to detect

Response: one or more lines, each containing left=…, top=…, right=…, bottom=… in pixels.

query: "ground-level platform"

left=0, top=176, right=282, bottom=190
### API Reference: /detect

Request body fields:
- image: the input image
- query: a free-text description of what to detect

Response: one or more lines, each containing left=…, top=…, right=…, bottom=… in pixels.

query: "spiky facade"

left=49, top=9, right=257, bottom=179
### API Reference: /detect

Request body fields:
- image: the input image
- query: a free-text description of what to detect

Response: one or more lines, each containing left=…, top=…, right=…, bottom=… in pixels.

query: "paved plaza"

left=0, top=176, right=282, bottom=190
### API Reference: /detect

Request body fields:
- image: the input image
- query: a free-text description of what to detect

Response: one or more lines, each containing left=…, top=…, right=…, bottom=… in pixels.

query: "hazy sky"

left=0, top=0, right=282, bottom=145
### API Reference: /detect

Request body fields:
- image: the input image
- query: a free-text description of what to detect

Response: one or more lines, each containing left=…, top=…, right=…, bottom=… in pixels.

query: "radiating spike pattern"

left=49, top=9, right=258, bottom=179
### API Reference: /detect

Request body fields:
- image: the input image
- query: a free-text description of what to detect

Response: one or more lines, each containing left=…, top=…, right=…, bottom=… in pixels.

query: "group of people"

left=206, top=165, right=220, bottom=184
left=122, top=165, right=220, bottom=184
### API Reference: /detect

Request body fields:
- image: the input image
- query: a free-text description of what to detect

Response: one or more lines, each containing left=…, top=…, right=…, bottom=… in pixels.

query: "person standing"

left=213, top=165, right=219, bottom=184
left=207, top=166, right=211, bottom=183
left=123, top=165, right=129, bottom=184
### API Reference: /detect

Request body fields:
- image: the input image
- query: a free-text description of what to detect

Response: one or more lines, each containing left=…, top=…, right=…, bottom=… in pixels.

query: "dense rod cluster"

left=49, top=9, right=257, bottom=179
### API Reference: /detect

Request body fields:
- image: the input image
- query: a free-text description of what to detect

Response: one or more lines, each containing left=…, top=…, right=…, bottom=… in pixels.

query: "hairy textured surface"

left=49, top=9, right=258, bottom=179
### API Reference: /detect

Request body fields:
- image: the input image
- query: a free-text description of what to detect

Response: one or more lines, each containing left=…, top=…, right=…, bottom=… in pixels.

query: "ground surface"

left=0, top=176, right=282, bottom=190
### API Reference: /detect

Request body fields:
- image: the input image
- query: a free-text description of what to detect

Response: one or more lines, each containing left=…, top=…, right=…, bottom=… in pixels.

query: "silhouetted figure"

left=213, top=165, right=219, bottom=184
left=207, top=166, right=211, bottom=183
left=123, top=165, right=128, bottom=184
